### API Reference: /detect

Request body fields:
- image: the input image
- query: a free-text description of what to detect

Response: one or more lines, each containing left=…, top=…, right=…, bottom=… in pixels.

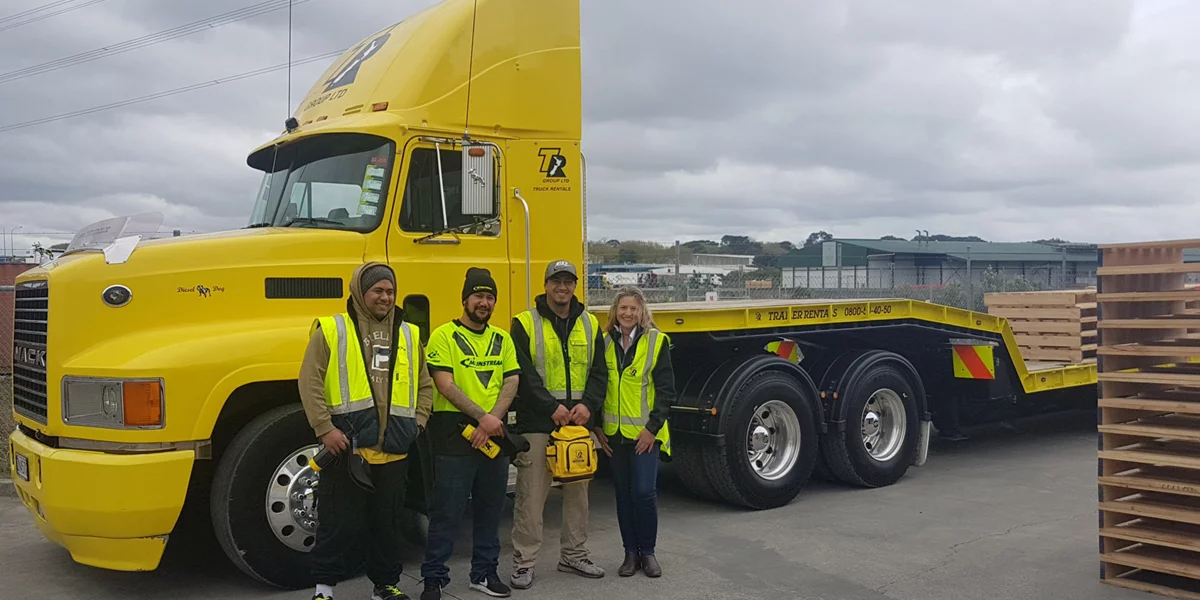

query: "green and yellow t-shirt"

left=425, top=319, right=521, bottom=454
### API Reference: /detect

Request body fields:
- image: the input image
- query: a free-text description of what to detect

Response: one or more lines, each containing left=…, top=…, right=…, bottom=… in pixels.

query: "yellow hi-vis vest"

left=313, top=313, right=419, bottom=455
left=602, top=328, right=671, bottom=456
left=514, top=309, right=597, bottom=401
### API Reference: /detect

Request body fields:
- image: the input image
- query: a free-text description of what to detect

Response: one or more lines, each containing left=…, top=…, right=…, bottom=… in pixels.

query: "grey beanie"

left=360, top=264, right=396, bottom=294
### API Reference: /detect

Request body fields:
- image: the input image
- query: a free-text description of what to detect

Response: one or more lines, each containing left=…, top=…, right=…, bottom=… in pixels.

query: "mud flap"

left=913, top=419, right=931, bottom=467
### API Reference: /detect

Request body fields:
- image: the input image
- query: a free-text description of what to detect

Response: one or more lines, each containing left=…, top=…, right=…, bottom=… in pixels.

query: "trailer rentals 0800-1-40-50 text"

left=6, top=0, right=1096, bottom=590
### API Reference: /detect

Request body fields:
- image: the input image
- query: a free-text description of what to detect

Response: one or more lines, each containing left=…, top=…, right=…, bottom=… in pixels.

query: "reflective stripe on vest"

left=391, top=322, right=418, bottom=418
left=602, top=329, right=659, bottom=428
left=527, top=309, right=595, bottom=401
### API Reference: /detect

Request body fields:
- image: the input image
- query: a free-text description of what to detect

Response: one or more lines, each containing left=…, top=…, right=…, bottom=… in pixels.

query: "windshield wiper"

left=246, top=222, right=273, bottom=228
left=284, top=216, right=345, bottom=228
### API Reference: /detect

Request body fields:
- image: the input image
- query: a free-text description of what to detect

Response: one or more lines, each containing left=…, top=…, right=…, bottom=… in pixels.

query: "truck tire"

left=211, top=404, right=327, bottom=589
left=398, top=507, right=428, bottom=548
left=703, top=371, right=819, bottom=509
left=821, top=362, right=920, bottom=488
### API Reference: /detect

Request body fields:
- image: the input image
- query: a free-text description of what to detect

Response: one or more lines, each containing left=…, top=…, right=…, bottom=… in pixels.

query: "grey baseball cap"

left=545, top=259, right=578, bottom=280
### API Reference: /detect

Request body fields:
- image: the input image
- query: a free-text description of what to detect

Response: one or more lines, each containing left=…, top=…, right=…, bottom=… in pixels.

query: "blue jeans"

left=609, top=441, right=660, bottom=556
left=420, top=452, right=509, bottom=584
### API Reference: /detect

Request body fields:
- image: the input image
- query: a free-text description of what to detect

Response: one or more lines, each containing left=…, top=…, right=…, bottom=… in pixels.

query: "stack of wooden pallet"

left=1097, top=239, right=1200, bottom=599
left=984, top=289, right=1097, bottom=364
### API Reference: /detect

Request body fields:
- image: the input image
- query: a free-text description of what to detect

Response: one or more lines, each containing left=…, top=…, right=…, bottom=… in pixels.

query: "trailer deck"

left=594, top=297, right=1098, bottom=395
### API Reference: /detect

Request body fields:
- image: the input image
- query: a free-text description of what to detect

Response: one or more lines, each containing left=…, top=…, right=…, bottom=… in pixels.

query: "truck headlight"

left=62, top=377, right=164, bottom=429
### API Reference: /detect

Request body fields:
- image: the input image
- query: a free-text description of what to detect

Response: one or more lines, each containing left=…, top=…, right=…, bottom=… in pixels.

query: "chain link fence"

left=587, top=265, right=1089, bottom=313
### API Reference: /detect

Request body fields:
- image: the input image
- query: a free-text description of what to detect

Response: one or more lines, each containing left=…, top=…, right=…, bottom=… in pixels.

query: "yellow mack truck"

left=7, top=0, right=1096, bottom=590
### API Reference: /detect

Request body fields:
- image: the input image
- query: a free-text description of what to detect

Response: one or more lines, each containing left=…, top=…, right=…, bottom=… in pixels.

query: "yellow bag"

left=546, top=425, right=598, bottom=484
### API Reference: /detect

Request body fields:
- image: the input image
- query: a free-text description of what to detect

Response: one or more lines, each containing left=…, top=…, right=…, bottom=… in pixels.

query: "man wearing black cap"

left=420, top=267, right=521, bottom=600
left=299, top=262, right=434, bottom=600
left=507, top=259, right=607, bottom=589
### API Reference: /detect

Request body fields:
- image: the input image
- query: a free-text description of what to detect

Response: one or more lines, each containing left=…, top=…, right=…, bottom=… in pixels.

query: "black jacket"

left=510, top=294, right=608, bottom=434
left=606, top=325, right=674, bottom=441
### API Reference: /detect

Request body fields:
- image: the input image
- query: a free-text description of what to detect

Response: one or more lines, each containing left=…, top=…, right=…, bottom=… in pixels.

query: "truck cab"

left=8, top=0, right=582, bottom=588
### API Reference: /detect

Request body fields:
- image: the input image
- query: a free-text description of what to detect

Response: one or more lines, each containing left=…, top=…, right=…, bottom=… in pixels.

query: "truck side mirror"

left=461, top=144, right=496, bottom=216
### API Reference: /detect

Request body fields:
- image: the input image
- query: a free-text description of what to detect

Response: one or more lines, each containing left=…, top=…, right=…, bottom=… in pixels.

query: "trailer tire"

left=673, top=441, right=721, bottom=502
left=821, top=362, right=920, bottom=488
left=703, top=371, right=819, bottom=509
left=211, top=404, right=332, bottom=590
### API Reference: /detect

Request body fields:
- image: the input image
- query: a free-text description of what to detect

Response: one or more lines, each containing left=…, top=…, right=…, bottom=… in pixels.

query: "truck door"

left=385, top=139, right=510, bottom=341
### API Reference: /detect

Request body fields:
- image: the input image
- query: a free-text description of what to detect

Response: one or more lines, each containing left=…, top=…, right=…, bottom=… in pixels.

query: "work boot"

left=641, top=554, right=662, bottom=578
left=558, top=556, right=605, bottom=578
left=618, top=553, right=639, bottom=577
left=372, top=584, right=411, bottom=600
left=510, top=566, right=534, bottom=589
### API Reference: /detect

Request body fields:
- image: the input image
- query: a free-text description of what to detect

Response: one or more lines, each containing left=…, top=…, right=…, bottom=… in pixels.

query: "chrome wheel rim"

left=265, top=445, right=321, bottom=552
left=861, top=389, right=907, bottom=462
left=746, top=399, right=801, bottom=481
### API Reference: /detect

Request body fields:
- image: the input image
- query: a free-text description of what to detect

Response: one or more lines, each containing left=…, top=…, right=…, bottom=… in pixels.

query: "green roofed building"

left=777, top=239, right=1097, bottom=289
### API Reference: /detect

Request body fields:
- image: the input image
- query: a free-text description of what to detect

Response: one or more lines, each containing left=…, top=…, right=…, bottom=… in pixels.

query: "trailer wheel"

left=211, top=404, right=327, bottom=590
left=703, top=371, right=818, bottom=509
left=821, top=362, right=920, bottom=488
left=673, top=441, right=721, bottom=502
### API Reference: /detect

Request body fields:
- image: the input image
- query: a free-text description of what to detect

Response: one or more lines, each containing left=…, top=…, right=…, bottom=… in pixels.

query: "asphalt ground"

left=0, top=410, right=1149, bottom=600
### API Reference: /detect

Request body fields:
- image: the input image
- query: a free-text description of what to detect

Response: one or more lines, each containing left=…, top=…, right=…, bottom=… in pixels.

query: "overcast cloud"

left=0, top=0, right=1198, bottom=252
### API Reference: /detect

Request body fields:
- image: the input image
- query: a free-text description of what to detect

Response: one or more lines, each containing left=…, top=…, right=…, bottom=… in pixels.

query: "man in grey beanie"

left=300, top=261, right=434, bottom=600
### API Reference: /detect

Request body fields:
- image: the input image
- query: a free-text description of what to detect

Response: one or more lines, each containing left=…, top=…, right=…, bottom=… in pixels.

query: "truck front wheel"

left=821, top=362, right=920, bottom=488
left=210, top=404, right=324, bottom=590
left=702, top=371, right=819, bottom=509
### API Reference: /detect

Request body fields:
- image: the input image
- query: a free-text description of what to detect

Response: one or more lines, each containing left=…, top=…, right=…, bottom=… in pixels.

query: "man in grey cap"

left=506, top=259, right=608, bottom=588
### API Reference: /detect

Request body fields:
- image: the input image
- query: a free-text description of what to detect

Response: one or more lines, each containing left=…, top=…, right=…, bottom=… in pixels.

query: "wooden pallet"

left=1099, top=239, right=1200, bottom=599
left=984, top=289, right=1097, bottom=364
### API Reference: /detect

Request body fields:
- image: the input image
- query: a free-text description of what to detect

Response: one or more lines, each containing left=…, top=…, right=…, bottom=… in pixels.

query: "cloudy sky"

left=0, top=0, right=1197, bottom=253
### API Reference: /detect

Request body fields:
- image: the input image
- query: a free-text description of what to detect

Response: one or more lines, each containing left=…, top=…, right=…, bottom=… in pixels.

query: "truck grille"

left=12, top=281, right=48, bottom=424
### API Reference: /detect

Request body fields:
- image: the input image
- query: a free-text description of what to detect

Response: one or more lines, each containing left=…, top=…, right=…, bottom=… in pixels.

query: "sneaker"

left=419, top=579, right=446, bottom=600
left=558, top=556, right=605, bottom=579
left=372, top=584, right=411, bottom=600
left=510, top=566, right=534, bottom=589
left=468, top=573, right=512, bottom=598
left=313, top=595, right=333, bottom=600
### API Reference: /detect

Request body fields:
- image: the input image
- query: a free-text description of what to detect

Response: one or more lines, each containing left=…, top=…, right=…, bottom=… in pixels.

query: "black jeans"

left=609, top=440, right=660, bottom=556
left=420, top=452, right=509, bottom=585
left=312, top=457, right=410, bottom=587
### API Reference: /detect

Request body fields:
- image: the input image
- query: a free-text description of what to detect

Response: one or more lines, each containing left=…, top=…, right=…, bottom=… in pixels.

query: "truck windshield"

left=247, top=133, right=395, bottom=231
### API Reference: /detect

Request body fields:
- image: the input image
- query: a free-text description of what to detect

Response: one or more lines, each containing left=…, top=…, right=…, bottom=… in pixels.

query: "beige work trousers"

left=511, top=432, right=591, bottom=569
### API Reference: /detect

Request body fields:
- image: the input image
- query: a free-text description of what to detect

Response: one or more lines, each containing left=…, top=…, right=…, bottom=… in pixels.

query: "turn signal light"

left=372, top=102, right=389, bottom=112
left=123, top=381, right=163, bottom=427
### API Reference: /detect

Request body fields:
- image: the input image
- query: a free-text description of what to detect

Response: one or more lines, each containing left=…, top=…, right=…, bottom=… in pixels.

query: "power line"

left=0, top=50, right=345, bottom=133
left=0, top=0, right=109, bottom=33
left=0, top=0, right=77, bottom=25
left=0, top=0, right=314, bottom=85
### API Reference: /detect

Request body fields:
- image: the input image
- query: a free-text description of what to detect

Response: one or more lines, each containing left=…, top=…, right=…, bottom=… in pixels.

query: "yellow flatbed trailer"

left=590, top=297, right=1096, bottom=509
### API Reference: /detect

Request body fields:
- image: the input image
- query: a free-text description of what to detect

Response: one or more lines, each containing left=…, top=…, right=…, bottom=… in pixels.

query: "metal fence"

left=586, top=266, right=1090, bottom=313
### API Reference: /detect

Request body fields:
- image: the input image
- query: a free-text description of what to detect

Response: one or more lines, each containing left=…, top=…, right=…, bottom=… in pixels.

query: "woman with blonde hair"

left=593, top=286, right=674, bottom=578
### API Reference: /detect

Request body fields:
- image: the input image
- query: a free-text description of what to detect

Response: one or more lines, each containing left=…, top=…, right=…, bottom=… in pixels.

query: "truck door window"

left=399, top=148, right=499, bottom=234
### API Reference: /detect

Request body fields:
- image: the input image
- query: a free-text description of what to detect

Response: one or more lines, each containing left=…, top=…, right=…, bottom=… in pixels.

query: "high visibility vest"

left=602, top=328, right=671, bottom=456
left=313, top=313, right=419, bottom=455
left=431, top=324, right=510, bottom=415
left=514, top=309, right=597, bottom=401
